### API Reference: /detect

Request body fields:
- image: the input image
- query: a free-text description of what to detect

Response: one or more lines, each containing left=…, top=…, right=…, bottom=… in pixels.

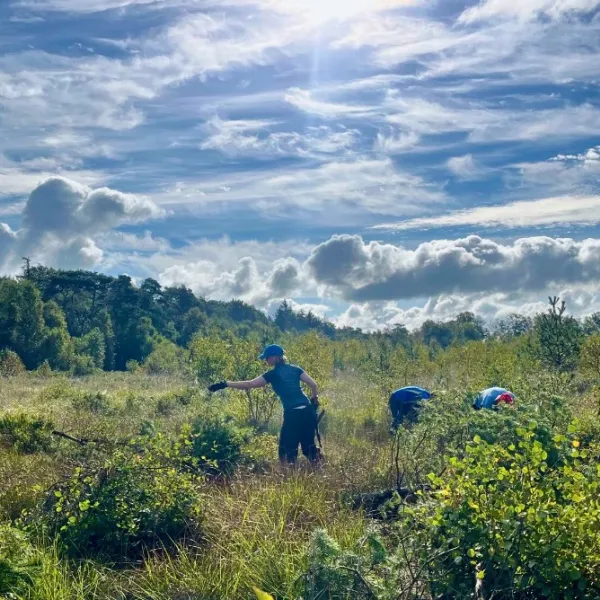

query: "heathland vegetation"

left=1, top=265, right=599, bottom=599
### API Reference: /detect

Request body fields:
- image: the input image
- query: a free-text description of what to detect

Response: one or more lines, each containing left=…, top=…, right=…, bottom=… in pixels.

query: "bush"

left=0, top=350, right=26, bottom=377
left=145, top=341, right=186, bottom=376
left=35, top=359, right=53, bottom=378
left=190, top=416, right=249, bottom=476
left=0, top=412, right=55, bottom=454
left=302, top=529, right=396, bottom=600
left=71, top=391, right=111, bottom=414
left=0, top=525, right=38, bottom=596
left=37, top=436, right=204, bottom=560
left=408, top=427, right=600, bottom=599
left=70, top=354, right=97, bottom=377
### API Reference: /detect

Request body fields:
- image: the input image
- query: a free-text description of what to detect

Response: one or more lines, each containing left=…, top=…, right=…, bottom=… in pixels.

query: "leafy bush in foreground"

left=36, top=436, right=204, bottom=560
left=409, top=427, right=600, bottom=599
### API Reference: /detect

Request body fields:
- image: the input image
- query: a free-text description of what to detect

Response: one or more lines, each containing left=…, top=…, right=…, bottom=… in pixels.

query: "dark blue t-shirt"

left=262, top=363, right=310, bottom=411
left=389, top=386, right=431, bottom=407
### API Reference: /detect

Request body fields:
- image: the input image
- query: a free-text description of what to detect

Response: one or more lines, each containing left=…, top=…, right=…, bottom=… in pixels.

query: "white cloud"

left=155, top=157, right=445, bottom=221
left=284, top=88, right=377, bottom=119
left=447, top=154, right=486, bottom=180
left=373, top=129, right=420, bottom=154
left=307, top=234, right=600, bottom=302
left=459, top=0, right=600, bottom=24
left=333, top=286, right=600, bottom=332
left=0, top=176, right=163, bottom=273
left=200, top=116, right=359, bottom=158
left=373, top=195, right=600, bottom=231
left=383, top=95, right=600, bottom=144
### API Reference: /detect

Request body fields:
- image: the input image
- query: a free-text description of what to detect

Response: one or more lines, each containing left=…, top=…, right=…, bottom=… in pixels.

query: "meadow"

left=1, top=319, right=600, bottom=600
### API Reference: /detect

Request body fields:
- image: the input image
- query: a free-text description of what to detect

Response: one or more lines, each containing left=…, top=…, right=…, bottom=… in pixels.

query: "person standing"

left=209, top=344, right=322, bottom=464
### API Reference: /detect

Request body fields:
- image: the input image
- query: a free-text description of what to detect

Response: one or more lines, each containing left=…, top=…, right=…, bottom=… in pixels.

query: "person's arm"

left=300, top=371, right=319, bottom=400
left=226, top=376, right=268, bottom=391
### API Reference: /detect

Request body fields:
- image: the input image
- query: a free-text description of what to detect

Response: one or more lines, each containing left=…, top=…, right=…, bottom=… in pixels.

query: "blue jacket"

left=389, top=386, right=431, bottom=407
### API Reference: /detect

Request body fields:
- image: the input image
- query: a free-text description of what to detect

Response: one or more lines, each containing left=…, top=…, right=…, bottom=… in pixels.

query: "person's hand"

left=310, top=395, right=319, bottom=408
left=208, top=381, right=228, bottom=393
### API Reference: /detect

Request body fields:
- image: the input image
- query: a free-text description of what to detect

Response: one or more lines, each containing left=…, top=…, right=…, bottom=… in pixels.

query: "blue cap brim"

left=258, top=354, right=267, bottom=360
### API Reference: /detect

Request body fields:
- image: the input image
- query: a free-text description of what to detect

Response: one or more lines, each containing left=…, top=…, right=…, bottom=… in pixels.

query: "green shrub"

left=126, top=359, right=141, bottom=373
left=144, top=341, right=185, bottom=376
left=35, top=359, right=53, bottom=378
left=0, top=412, right=55, bottom=454
left=302, top=529, right=395, bottom=600
left=0, top=350, right=26, bottom=377
left=71, top=391, right=111, bottom=414
left=70, top=354, right=97, bottom=377
left=37, top=436, right=204, bottom=560
left=408, top=427, right=600, bottom=599
left=156, top=395, right=177, bottom=416
left=0, top=525, right=38, bottom=595
left=191, top=416, right=249, bottom=476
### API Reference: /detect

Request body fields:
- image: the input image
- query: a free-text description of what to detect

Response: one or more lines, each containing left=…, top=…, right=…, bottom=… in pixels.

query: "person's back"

left=473, top=387, right=514, bottom=410
left=262, top=362, right=310, bottom=411
left=389, top=386, right=432, bottom=429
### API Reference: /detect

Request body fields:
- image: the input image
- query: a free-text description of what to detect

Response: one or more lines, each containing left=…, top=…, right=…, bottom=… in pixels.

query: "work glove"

left=208, top=381, right=228, bottom=393
left=310, top=395, right=320, bottom=409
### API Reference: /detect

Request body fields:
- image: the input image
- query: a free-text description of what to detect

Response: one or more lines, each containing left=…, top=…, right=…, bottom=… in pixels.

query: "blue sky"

left=1, top=0, right=600, bottom=329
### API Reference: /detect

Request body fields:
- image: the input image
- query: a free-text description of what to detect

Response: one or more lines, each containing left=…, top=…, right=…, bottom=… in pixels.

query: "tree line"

left=0, top=264, right=599, bottom=375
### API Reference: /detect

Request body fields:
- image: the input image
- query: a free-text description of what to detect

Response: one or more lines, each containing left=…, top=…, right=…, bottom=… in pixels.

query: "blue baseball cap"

left=259, top=344, right=285, bottom=360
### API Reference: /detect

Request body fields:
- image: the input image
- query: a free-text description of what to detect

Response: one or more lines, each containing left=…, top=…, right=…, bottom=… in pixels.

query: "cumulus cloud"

left=0, top=176, right=163, bottom=273
left=373, top=195, right=600, bottom=231
left=332, top=287, right=600, bottom=332
left=307, top=234, right=600, bottom=302
left=159, top=255, right=305, bottom=307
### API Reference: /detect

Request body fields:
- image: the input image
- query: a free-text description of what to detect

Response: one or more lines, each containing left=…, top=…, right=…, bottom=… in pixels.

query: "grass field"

left=1, top=365, right=599, bottom=599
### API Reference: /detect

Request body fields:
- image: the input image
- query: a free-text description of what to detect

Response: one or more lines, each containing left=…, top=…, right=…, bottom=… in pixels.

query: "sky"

left=1, top=0, right=600, bottom=330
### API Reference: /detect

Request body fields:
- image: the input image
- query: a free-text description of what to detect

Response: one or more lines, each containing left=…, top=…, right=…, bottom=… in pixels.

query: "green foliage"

left=409, top=429, right=600, bottom=599
left=0, top=412, right=55, bottom=454
left=534, top=296, right=583, bottom=373
left=579, top=334, right=600, bottom=382
left=36, top=436, right=204, bottom=560
left=0, top=349, right=26, bottom=377
left=0, top=525, right=39, bottom=596
left=74, top=327, right=106, bottom=370
left=303, top=529, right=396, bottom=600
left=71, top=391, right=111, bottom=414
left=190, top=415, right=249, bottom=476
left=144, top=340, right=186, bottom=375
left=189, top=334, right=235, bottom=383
left=70, top=354, right=98, bottom=377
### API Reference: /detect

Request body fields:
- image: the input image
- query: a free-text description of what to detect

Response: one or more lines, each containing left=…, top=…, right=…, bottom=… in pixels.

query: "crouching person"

left=473, top=387, right=515, bottom=411
left=389, top=386, right=432, bottom=431
left=209, top=344, right=323, bottom=465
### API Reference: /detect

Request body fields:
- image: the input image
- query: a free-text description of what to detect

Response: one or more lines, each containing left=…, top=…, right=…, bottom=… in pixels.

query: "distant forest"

left=0, top=262, right=599, bottom=374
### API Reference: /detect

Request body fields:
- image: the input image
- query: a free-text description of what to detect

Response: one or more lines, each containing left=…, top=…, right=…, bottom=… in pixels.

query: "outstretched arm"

left=226, top=376, right=268, bottom=391
left=300, top=372, right=319, bottom=399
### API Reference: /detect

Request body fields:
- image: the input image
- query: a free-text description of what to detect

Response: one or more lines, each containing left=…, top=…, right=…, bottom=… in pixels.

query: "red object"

left=497, top=392, right=515, bottom=405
